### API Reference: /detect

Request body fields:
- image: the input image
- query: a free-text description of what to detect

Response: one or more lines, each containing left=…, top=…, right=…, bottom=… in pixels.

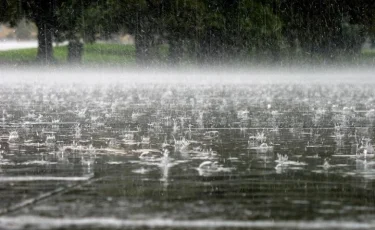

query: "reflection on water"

left=0, top=83, right=375, bottom=229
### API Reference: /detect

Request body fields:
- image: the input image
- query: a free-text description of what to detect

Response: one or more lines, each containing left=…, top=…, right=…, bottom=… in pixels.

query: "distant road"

left=0, top=40, right=67, bottom=51
left=0, top=40, right=38, bottom=51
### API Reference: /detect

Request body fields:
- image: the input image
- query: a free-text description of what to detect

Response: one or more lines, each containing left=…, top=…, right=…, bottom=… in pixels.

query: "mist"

left=1, top=66, right=375, bottom=85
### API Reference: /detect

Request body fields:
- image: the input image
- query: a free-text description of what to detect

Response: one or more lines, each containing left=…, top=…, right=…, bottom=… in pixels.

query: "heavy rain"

left=1, top=1, right=375, bottom=230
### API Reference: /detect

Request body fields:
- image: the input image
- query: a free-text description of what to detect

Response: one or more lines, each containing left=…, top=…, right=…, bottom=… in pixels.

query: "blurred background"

left=0, top=0, right=375, bottom=66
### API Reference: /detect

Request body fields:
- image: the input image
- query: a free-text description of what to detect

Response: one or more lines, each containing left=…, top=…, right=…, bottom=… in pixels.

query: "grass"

left=0, top=43, right=137, bottom=66
left=1, top=42, right=375, bottom=66
left=83, top=43, right=136, bottom=64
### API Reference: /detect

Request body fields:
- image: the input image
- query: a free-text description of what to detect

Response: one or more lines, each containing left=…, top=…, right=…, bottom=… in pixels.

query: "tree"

left=0, top=0, right=19, bottom=26
left=192, top=0, right=282, bottom=64
left=225, top=0, right=282, bottom=62
left=161, top=0, right=282, bottom=64
left=55, top=0, right=115, bottom=63
left=346, top=0, right=375, bottom=50
left=107, top=0, right=165, bottom=65
left=21, top=0, right=61, bottom=63
left=278, top=0, right=372, bottom=60
left=162, top=0, right=205, bottom=64
left=1, top=0, right=112, bottom=64
left=0, top=0, right=62, bottom=63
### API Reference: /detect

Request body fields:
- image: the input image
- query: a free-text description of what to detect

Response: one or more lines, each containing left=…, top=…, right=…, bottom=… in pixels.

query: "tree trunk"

left=36, top=20, right=54, bottom=63
left=197, top=34, right=210, bottom=65
left=134, top=12, right=152, bottom=66
left=135, top=31, right=152, bottom=66
left=168, top=38, right=182, bottom=66
left=67, top=40, right=84, bottom=64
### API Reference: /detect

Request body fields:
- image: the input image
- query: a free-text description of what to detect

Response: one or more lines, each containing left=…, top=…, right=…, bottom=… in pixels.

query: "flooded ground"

left=0, top=71, right=375, bottom=229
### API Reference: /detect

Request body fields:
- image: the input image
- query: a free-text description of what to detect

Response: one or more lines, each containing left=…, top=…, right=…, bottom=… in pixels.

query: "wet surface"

left=0, top=82, right=375, bottom=229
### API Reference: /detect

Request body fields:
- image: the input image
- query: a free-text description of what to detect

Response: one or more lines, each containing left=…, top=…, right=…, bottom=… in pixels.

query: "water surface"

left=0, top=79, right=374, bottom=229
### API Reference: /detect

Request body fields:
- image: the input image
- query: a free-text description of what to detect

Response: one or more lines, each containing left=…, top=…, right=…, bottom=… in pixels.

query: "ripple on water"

left=18, top=160, right=58, bottom=165
left=106, top=161, right=125, bottom=165
left=132, top=167, right=153, bottom=174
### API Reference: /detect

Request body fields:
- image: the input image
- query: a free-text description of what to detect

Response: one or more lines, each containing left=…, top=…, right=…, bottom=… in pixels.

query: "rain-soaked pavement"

left=0, top=77, right=375, bottom=229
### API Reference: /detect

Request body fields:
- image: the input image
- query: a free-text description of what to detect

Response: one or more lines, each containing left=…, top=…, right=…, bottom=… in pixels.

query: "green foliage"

left=278, top=0, right=372, bottom=58
left=228, top=0, right=282, bottom=51
left=2, top=0, right=375, bottom=64
left=0, top=0, right=21, bottom=26
left=55, top=0, right=115, bottom=43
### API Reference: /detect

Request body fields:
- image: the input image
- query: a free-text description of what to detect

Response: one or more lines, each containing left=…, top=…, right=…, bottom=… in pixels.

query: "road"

left=0, top=40, right=67, bottom=51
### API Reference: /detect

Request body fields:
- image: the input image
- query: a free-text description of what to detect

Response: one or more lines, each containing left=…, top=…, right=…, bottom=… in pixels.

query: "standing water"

left=0, top=69, right=375, bottom=229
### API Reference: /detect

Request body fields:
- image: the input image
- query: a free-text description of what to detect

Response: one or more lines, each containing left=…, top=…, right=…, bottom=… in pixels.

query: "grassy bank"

left=1, top=42, right=375, bottom=66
